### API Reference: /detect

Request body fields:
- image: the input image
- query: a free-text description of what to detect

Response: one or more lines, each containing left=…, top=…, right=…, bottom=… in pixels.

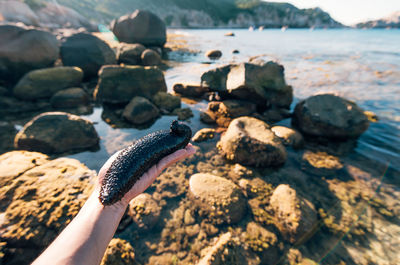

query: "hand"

left=96, top=143, right=196, bottom=207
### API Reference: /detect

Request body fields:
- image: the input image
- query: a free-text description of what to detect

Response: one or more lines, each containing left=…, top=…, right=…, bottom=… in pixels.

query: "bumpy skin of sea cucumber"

left=99, top=120, right=192, bottom=205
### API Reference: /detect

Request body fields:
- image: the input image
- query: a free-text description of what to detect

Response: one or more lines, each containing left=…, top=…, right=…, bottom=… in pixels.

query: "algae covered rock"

left=94, top=65, right=167, bottom=104
left=292, top=94, right=369, bottom=139
left=244, top=222, right=279, bottom=264
left=218, top=116, right=287, bottom=167
left=0, top=24, right=59, bottom=86
left=122, top=96, right=160, bottom=125
left=192, top=128, right=216, bottom=142
left=101, top=238, right=135, bottom=265
left=152, top=92, right=181, bottom=113
left=128, top=193, right=161, bottom=231
left=270, top=184, right=317, bottom=244
left=50, top=87, right=90, bottom=109
left=189, top=173, right=246, bottom=224
left=14, top=112, right=99, bottom=154
left=13, top=67, right=83, bottom=100
left=60, top=32, right=116, bottom=79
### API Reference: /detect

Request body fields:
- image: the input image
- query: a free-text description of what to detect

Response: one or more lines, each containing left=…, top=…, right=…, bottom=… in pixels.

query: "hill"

left=356, top=11, right=400, bottom=29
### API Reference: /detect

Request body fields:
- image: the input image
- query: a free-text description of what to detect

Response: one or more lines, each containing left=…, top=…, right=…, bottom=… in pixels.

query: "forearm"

left=33, top=189, right=127, bottom=265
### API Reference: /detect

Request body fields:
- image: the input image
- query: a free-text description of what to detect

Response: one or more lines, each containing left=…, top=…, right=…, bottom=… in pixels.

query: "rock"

left=152, top=92, right=181, bottom=113
left=292, top=94, right=370, bottom=139
left=201, top=64, right=233, bottom=92
left=128, top=193, right=161, bottom=231
left=224, top=32, right=235, bottom=37
left=173, top=83, right=209, bottom=98
left=0, top=95, right=51, bottom=117
left=232, top=49, right=240, bottom=54
left=301, top=151, right=344, bottom=177
left=189, top=173, right=246, bottom=224
left=13, top=67, right=83, bottom=100
left=111, top=10, right=166, bottom=47
left=101, top=238, right=135, bottom=265
left=217, top=117, right=287, bottom=167
left=117, top=43, right=146, bottom=65
left=0, top=122, right=17, bottom=155
left=226, top=62, right=292, bottom=109
left=50, top=87, right=90, bottom=109
left=0, top=153, right=95, bottom=250
left=14, top=112, right=99, bottom=154
left=205, top=50, right=222, bottom=60
left=122, top=97, right=160, bottom=125
left=0, top=1, right=39, bottom=26
left=271, top=126, right=304, bottom=149
left=172, top=107, right=193, bottom=121
left=94, top=65, right=167, bottom=104
left=204, top=100, right=257, bottom=127
left=141, top=49, right=162, bottom=66
left=0, top=86, right=8, bottom=96
left=0, top=24, right=59, bottom=86
left=270, top=184, right=318, bottom=244
left=244, top=222, right=279, bottom=264
left=200, top=111, right=216, bottom=124
left=192, top=128, right=216, bottom=142
left=60, top=33, right=116, bottom=79
left=259, top=107, right=292, bottom=123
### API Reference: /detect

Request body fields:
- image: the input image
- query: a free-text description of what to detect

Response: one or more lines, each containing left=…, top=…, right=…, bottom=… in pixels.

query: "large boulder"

left=0, top=152, right=95, bottom=264
left=50, top=87, right=90, bottom=109
left=270, top=184, right=318, bottom=244
left=189, top=173, right=246, bottom=224
left=94, top=65, right=167, bottom=104
left=111, top=10, right=166, bottom=47
left=0, top=1, right=39, bottom=26
left=0, top=24, right=59, bottom=86
left=13, top=67, right=83, bottom=100
left=292, top=94, right=370, bottom=139
left=117, top=43, right=146, bottom=65
left=122, top=96, right=160, bottom=125
left=14, top=112, right=99, bottom=154
left=60, top=33, right=116, bottom=79
left=217, top=117, right=287, bottom=167
left=201, top=64, right=233, bottom=92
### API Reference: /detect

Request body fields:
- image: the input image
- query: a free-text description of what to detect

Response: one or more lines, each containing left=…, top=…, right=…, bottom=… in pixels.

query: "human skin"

left=32, top=143, right=196, bottom=265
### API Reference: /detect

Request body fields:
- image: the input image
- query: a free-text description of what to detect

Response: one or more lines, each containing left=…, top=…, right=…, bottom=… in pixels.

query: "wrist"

left=89, top=188, right=128, bottom=217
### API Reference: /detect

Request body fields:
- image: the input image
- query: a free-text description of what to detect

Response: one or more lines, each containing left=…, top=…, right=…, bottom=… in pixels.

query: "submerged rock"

left=0, top=24, right=59, bottom=86
left=152, top=92, right=181, bottom=113
left=50, top=87, right=90, bottom=109
left=141, top=49, right=162, bottom=66
left=192, top=128, right=216, bottom=142
left=292, top=94, right=369, bottom=139
left=271, top=126, right=304, bottom=149
left=94, top=65, right=167, bottom=104
left=244, top=222, right=279, bottom=264
left=14, top=112, right=99, bottom=154
left=128, top=193, right=161, bottom=231
left=117, top=43, right=146, bottom=65
left=270, top=184, right=317, bottom=244
left=13, top=67, right=83, bottom=100
left=60, top=33, right=116, bottom=79
left=111, top=10, right=166, bottom=47
left=189, top=173, right=246, bottom=224
left=173, top=83, right=209, bottom=98
left=218, top=117, right=287, bottom=167
left=101, top=238, right=135, bottom=265
left=122, top=96, right=160, bottom=125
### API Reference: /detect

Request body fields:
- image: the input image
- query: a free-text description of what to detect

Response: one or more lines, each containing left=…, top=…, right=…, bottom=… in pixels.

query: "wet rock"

left=224, top=32, right=235, bottom=37
left=271, top=126, right=304, bottom=149
left=111, top=10, right=166, bottom=47
left=218, top=117, right=287, bottom=167
left=128, top=193, right=161, bottom=231
left=259, top=107, right=292, bottom=123
left=141, top=49, right=162, bottom=66
left=60, top=32, right=116, bottom=79
left=232, top=49, right=240, bottom=54
left=301, top=151, right=344, bottom=177
left=292, top=94, right=369, bottom=139
left=200, top=111, right=216, bottom=124
left=94, top=65, right=167, bottom=104
left=14, top=112, right=99, bottom=154
left=0, top=24, right=59, bottom=86
left=122, top=96, right=160, bottom=125
left=152, top=92, right=181, bottom=113
left=270, top=184, right=317, bottom=244
left=0, top=153, right=95, bottom=250
left=189, top=173, right=246, bottom=224
left=0, top=1, right=40, bottom=26
left=0, top=86, right=8, bottom=96
left=172, top=107, right=193, bottom=121
left=0, top=122, right=17, bottom=155
left=201, top=64, right=233, bottom=92
left=13, top=67, right=83, bottom=100
left=204, top=100, right=257, bottom=127
left=117, top=43, right=146, bottom=65
left=244, top=222, right=279, bottom=264
left=205, top=50, right=222, bottom=60
left=173, top=83, right=209, bottom=98
left=192, top=128, right=216, bottom=142
left=101, top=238, right=135, bottom=265
left=50, top=87, right=90, bottom=109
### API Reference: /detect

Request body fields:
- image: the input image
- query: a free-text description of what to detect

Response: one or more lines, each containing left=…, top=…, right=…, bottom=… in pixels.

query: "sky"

left=268, top=0, right=400, bottom=25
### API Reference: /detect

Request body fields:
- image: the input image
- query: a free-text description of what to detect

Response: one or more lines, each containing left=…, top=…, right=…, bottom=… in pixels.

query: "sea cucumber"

left=99, top=120, right=192, bottom=205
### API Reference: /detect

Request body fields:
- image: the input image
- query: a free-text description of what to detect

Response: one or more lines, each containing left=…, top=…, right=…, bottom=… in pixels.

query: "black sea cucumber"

left=99, top=120, right=192, bottom=205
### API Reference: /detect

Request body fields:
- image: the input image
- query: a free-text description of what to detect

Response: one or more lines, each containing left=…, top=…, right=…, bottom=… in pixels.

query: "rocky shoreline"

left=1, top=9, right=399, bottom=265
